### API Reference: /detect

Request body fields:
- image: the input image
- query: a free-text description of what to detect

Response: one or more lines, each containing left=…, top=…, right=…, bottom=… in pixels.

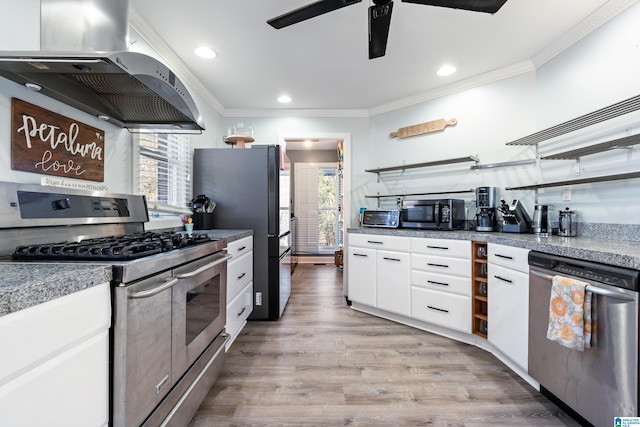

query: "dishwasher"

left=528, top=251, right=639, bottom=427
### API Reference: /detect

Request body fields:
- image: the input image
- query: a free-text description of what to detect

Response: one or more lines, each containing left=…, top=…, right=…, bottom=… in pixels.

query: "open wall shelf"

left=506, top=170, right=640, bottom=191
left=365, top=189, right=475, bottom=199
left=540, top=133, right=640, bottom=160
left=365, top=155, right=479, bottom=175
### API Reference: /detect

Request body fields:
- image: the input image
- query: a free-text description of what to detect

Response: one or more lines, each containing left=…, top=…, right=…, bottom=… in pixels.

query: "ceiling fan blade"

left=268, top=0, right=363, bottom=29
left=401, top=0, right=508, bottom=14
left=368, top=2, right=394, bottom=59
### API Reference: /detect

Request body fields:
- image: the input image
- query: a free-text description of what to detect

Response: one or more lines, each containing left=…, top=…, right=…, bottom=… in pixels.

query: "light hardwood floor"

left=189, top=264, right=579, bottom=426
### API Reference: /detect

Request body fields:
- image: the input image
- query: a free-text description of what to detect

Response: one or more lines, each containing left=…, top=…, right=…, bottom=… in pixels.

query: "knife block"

left=193, top=213, right=215, bottom=230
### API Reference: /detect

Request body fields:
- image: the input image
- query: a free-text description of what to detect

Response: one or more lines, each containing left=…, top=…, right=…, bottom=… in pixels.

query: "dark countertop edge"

left=198, top=229, right=253, bottom=243
left=347, top=227, right=640, bottom=270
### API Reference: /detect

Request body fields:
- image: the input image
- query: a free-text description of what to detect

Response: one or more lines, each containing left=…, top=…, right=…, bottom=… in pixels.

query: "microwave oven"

left=361, top=210, right=400, bottom=228
left=401, top=199, right=465, bottom=230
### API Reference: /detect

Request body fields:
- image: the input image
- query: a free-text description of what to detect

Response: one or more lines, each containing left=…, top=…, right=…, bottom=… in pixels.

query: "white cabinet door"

left=488, top=263, right=529, bottom=370
left=0, top=283, right=110, bottom=427
left=347, top=246, right=376, bottom=306
left=376, top=250, right=411, bottom=316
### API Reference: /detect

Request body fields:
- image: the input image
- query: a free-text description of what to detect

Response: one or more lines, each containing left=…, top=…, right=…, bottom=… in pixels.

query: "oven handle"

left=175, top=254, right=233, bottom=279
left=129, top=277, right=179, bottom=299
left=530, top=268, right=637, bottom=302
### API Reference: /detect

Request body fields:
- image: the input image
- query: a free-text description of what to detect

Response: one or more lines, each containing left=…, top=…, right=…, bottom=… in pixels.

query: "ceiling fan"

left=267, top=0, right=508, bottom=59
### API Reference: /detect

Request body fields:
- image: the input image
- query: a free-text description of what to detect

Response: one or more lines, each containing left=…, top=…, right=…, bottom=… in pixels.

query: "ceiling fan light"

left=195, top=46, right=217, bottom=59
left=436, top=64, right=456, bottom=76
left=278, top=95, right=292, bottom=103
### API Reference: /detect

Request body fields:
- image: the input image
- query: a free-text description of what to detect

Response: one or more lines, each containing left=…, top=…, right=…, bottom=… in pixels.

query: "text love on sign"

left=11, top=98, right=105, bottom=182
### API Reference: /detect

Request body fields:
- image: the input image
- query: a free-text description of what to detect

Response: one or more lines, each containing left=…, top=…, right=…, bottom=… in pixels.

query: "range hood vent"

left=0, top=0, right=204, bottom=133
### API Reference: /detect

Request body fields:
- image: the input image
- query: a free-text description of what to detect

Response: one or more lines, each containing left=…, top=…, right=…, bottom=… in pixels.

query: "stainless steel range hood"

left=0, top=0, right=205, bottom=133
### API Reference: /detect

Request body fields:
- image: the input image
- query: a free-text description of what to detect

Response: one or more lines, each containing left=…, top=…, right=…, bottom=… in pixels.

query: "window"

left=135, top=133, right=192, bottom=213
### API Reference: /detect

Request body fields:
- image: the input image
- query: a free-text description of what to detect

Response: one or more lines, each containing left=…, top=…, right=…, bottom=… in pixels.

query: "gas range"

left=12, top=231, right=214, bottom=261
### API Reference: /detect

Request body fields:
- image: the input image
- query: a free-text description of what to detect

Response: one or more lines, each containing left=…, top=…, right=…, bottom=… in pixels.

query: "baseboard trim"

left=296, top=256, right=333, bottom=264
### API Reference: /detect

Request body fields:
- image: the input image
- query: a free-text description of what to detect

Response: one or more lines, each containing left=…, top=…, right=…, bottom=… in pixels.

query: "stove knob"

left=52, top=198, right=71, bottom=210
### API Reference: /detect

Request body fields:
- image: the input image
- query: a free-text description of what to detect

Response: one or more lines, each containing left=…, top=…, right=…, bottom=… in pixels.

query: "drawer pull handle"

left=495, top=254, right=513, bottom=260
left=427, top=245, right=448, bottom=250
left=156, top=375, right=170, bottom=395
left=427, top=305, right=449, bottom=313
left=493, top=275, right=513, bottom=283
left=383, top=257, right=401, bottom=262
left=367, top=240, right=384, bottom=244
left=354, top=253, right=368, bottom=257
left=238, top=246, right=247, bottom=252
left=427, top=280, right=449, bottom=287
left=427, top=263, right=449, bottom=268
left=237, top=272, right=246, bottom=280
left=237, top=307, right=246, bottom=317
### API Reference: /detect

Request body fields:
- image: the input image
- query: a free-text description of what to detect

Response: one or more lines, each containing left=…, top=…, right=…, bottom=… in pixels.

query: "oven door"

left=172, top=252, right=230, bottom=380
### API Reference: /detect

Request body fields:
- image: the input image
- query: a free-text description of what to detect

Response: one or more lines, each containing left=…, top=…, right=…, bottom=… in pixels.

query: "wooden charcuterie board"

left=389, top=118, right=457, bottom=139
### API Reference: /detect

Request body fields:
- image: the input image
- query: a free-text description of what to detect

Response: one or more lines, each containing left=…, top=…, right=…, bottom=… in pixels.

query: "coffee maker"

left=475, top=187, right=497, bottom=232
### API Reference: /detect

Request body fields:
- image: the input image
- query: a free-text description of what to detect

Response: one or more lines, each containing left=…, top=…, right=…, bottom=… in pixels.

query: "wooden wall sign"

left=389, top=118, right=457, bottom=139
left=11, top=98, right=105, bottom=182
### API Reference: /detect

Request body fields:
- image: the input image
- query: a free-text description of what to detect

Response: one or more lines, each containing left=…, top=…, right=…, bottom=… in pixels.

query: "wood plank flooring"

left=189, top=264, right=579, bottom=426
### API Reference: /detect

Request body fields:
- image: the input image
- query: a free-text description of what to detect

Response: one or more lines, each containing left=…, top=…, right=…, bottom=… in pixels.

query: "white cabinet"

left=488, top=244, right=530, bottom=370
left=347, top=233, right=410, bottom=314
left=347, top=246, right=376, bottom=306
left=376, top=250, right=411, bottom=316
left=0, top=283, right=111, bottom=427
left=226, top=236, right=254, bottom=350
left=410, top=238, right=471, bottom=333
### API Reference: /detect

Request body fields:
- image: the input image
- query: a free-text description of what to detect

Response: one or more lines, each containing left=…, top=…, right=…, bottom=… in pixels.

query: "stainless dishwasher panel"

left=528, top=265, right=638, bottom=427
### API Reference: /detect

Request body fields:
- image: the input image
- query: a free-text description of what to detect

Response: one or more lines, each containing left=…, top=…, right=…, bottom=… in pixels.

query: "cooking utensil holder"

left=193, top=213, right=214, bottom=230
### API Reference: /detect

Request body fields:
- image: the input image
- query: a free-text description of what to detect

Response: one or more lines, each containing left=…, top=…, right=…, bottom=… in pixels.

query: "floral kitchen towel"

left=546, top=275, right=592, bottom=351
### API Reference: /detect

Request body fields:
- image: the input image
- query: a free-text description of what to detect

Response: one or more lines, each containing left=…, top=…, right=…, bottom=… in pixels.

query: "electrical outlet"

left=562, top=185, right=571, bottom=202
left=255, top=292, right=262, bottom=305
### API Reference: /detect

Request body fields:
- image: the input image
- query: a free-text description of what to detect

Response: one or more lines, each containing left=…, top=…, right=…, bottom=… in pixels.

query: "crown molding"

left=128, top=6, right=225, bottom=116
left=531, top=0, right=639, bottom=68
left=222, top=108, right=370, bottom=118
left=368, top=60, right=536, bottom=117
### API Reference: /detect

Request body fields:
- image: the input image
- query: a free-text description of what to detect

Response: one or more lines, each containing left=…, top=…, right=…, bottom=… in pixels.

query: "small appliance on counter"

left=361, top=210, right=400, bottom=228
left=558, top=207, right=578, bottom=236
left=475, top=187, right=498, bottom=232
left=532, top=204, right=553, bottom=235
left=401, top=199, right=465, bottom=230
left=498, top=198, right=532, bottom=233
left=191, top=194, right=216, bottom=229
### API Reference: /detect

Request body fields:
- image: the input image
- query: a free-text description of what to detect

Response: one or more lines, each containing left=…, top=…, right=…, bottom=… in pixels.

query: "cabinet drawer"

left=227, top=236, right=253, bottom=258
left=411, top=287, right=471, bottom=333
left=227, top=251, right=253, bottom=303
left=410, top=238, right=471, bottom=259
left=411, top=270, right=471, bottom=296
left=226, top=282, right=253, bottom=348
left=349, top=233, right=410, bottom=252
left=411, top=253, right=471, bottom=277
left=488, top=244, right=529, bottom=273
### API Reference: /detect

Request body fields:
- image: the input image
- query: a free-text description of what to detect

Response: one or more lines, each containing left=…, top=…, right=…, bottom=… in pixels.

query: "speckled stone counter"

left=0, top=229, right=252, bottom=318
left=198, top=229, right=253, bottom=243
left=0, top=264, right=112, bottom=317
left=348, top=228, right=640, bottom=270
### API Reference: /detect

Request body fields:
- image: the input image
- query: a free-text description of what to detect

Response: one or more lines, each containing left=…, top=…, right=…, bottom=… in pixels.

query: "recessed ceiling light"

left=304, top=140, right=312, bottom=148
left=277, top=95, right=292, bottom=103
left=195, top=46, right=217, bottom=59
left=436, top=64, right=456, bottom=77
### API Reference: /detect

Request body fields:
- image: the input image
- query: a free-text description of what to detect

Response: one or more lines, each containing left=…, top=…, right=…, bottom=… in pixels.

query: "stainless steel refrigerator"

left=193, top=145, right=291, bottom=320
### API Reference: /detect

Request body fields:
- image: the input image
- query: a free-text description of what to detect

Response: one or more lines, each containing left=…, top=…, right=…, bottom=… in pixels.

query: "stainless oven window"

left=185, top=277, right=221, bottom=345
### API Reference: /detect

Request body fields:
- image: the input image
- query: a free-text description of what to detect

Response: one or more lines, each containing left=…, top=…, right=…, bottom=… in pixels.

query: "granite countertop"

left=348, top=227, right=640, bottom=270
left=0, top=264, right=112, bottom=317
left=0, top=229, right=253, bottom=318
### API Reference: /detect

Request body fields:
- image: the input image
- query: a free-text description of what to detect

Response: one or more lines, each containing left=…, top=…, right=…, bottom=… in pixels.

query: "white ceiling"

left=128, top=0, right=633, bottom=116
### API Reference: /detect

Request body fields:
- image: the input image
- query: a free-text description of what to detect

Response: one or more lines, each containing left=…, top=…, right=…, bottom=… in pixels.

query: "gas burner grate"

left=12, top=231, right=212, bottom=261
